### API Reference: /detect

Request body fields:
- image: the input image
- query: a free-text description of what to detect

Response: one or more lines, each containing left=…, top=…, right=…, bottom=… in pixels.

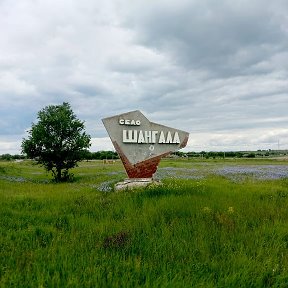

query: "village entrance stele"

left=102, top=110, right=189, bottom=179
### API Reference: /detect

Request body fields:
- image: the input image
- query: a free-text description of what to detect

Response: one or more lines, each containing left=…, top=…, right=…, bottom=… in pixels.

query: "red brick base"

left=113, top=141, right=170, bottom=178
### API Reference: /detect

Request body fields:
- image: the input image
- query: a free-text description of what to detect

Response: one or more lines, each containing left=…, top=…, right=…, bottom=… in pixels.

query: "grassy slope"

left=1, top=159, right=288, bottom=287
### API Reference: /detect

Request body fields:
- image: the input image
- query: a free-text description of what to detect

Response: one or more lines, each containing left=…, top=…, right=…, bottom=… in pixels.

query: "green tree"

left=22, top=102, right=91, bottom=182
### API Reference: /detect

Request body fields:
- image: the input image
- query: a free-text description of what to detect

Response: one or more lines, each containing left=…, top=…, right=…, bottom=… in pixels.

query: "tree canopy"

left=22, top=102, right=91, bottom=182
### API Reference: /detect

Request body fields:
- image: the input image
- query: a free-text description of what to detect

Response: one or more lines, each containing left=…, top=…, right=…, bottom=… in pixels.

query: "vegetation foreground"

left=1, top=159, right=288, bottom=287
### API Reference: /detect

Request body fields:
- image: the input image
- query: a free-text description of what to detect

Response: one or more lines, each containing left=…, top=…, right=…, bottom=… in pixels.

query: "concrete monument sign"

left=102, top=110, right=189, bottom=179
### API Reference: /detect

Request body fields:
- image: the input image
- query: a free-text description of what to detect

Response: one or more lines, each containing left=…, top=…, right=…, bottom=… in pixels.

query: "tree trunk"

left=56, top=167, right=62, bottom=182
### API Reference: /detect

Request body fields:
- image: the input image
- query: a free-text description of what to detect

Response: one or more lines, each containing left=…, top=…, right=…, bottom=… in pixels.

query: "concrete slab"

left=114, top=178, right=162, bottom=191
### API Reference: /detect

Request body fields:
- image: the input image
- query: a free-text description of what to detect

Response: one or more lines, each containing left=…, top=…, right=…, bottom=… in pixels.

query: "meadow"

left=1, top=158, right=288, bottom=287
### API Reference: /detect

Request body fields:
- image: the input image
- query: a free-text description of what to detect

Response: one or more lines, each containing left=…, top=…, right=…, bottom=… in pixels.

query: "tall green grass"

left=1, top=160, right=288, bottom=287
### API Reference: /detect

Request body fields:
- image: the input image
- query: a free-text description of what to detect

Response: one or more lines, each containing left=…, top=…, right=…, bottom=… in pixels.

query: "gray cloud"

left=125, top=0, right=288, bottom=75
left=0, top=0, right=287, bottom=153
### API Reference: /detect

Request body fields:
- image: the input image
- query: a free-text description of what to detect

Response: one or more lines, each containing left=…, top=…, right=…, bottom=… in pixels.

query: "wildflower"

left=203, top=207, right=211, bottom=213
left=228, top=207, right=234, bottom=214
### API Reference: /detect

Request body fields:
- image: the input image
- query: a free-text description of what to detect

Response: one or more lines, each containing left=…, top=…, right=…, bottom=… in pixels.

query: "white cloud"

left=90, top=137, right=114, bottom=152
left=0, top=136, right=23, bottom=155
left=0, top=72, right=37, bottom=97
left=187, top=128, right=288, bottom=152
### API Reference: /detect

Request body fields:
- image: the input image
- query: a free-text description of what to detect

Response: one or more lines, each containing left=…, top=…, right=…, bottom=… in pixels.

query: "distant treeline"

left=0, top=151, right=119, bottom=161
left=82, top=151, right=119, bottom=160
left=1, top=149, right=287, bottom=161
left=0, top=154, right=26, bottom=161
left=173, top=150, right=287, bottom=159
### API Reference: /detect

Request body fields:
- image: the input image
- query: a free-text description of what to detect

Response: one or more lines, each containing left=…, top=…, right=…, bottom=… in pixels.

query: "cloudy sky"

left=0, top=0, right=287, bottom=154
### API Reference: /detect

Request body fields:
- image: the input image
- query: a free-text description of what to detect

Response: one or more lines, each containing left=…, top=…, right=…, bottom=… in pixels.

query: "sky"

left=0, top=0, right=287, bottom=154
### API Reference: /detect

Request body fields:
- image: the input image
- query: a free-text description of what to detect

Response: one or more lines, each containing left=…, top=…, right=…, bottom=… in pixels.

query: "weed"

left=103, top=231, right=130, bottom=249
left=55, top=216, right=70, bottom=231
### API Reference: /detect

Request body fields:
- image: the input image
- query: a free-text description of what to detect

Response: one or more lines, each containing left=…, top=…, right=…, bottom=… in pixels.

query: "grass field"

left=1, top=158, right=288, bottom=287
